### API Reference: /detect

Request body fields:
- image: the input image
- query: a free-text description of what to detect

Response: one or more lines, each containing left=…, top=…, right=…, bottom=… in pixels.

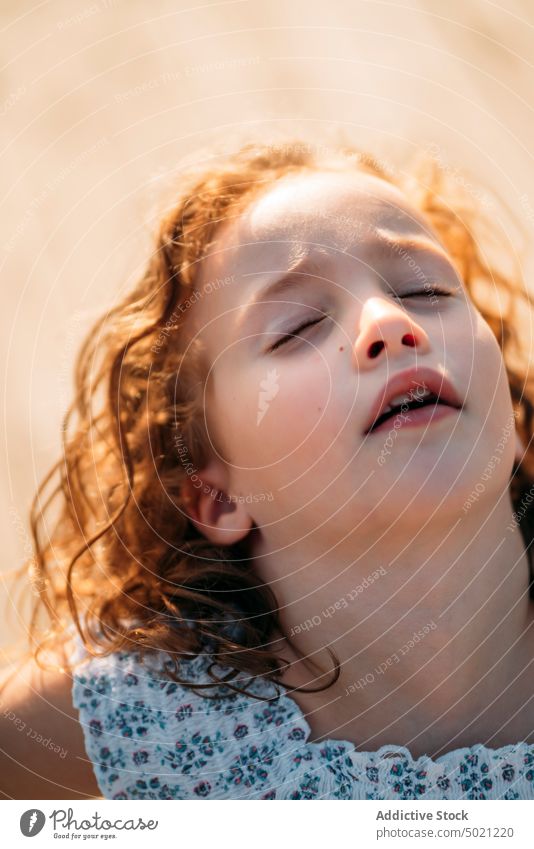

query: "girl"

left=2, top=133, right=534, bottom=800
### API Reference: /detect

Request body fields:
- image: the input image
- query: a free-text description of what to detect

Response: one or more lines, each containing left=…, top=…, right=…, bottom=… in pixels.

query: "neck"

left=251, top=494, right=534, bottom=759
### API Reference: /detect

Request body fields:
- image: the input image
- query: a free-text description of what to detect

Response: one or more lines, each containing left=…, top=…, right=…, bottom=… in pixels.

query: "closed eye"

left=265, top=284, right=453, bottom=353
left=399, top=285, right=453, bottom=299
left=267, top=314, right=328, bottom=352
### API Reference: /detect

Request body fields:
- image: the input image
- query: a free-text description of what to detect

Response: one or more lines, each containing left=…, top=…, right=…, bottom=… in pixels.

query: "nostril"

left=368, top=340, right=385, bottom=358
left=366, top=334, right=417, bottom=358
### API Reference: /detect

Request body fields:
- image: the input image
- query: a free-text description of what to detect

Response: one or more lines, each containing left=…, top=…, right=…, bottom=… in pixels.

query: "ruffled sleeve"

left=70, top=639, right=270, bottom=800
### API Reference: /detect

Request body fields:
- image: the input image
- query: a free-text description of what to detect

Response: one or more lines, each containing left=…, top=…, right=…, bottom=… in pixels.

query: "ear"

left=180, top=458, right=254, bottom=546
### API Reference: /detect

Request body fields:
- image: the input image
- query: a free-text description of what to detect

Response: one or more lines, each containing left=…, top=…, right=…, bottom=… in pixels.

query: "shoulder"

left=0, top=645, right=101, bottom=798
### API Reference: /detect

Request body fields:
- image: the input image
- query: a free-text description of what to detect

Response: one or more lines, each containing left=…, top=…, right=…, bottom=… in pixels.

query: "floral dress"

left=70, top=639, right=534, bottom=800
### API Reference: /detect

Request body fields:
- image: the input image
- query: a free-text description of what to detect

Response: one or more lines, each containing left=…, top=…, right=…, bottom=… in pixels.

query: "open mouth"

left=363, top=368, right=464, bottom=436
left=368, top=391, right=452, bottom=433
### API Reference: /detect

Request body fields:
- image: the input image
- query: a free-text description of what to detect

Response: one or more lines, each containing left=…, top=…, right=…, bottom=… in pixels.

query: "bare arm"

left=0, top=647, right=102, bottom=799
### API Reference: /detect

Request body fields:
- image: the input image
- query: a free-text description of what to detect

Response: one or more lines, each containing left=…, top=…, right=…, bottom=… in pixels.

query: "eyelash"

left=268, top=315, right=328, bottom=352
left=267, top=286, right=453, bottom=353
left=395, top=285, right=452, bottom=300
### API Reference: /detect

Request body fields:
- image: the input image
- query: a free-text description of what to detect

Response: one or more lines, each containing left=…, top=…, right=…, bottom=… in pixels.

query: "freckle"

left=339, top=346, right=344, bottom=352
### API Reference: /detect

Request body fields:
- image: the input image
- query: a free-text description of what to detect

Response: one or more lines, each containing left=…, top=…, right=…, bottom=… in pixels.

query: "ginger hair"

left=17, top=133, right=534, bottom=698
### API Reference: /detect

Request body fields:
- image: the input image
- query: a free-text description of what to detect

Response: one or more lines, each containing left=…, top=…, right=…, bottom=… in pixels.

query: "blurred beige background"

left=2, top=0, right=534, bottom=652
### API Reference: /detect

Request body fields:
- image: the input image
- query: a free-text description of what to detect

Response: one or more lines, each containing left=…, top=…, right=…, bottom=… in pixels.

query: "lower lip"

left=367, top=403, right=460, bottom=435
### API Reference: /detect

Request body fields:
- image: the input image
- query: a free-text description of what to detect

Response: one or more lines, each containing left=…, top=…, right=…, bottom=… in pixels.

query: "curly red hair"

left=17, top=133, right=534, bottom=698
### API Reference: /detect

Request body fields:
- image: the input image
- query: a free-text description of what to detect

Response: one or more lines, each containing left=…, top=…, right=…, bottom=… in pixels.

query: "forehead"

left=190, top=169, right=443, bottom=334
left=244, top=169, right=435, bottom=249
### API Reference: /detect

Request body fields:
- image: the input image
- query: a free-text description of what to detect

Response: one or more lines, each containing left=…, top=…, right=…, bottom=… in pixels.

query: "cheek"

left=471, top=313, right=510, bottom=400
left=217, top=356, right=334, bottom=469
left=447, top=303, right=504, bottom=397
left=467, top=313, right=517, bottom=461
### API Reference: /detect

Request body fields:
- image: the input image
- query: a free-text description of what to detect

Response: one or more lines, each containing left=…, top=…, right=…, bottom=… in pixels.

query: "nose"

left=353, top=296, right=431, bottom=370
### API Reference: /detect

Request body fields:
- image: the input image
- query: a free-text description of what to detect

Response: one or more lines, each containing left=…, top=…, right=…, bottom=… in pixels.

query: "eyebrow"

left=240, top=253, right=329, bottom=313
left=238, top=235, right=454, bottom=319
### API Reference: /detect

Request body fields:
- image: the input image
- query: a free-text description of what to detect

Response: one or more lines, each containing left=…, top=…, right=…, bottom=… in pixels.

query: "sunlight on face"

left=187, top=169, right=516, bottom=539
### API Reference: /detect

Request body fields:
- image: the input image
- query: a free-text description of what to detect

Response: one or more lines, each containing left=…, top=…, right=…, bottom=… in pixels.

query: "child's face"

left=187, top=168, right=519, bottom=542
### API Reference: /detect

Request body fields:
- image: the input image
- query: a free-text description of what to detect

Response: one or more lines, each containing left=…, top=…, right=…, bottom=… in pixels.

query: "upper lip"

left=363, top=366, right=463, bottom=434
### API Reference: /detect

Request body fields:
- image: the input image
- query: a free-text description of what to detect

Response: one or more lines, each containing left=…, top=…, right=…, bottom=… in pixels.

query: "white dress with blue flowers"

left=70, top=639, right=534, bottom=800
